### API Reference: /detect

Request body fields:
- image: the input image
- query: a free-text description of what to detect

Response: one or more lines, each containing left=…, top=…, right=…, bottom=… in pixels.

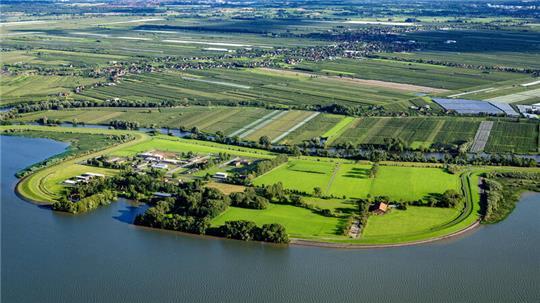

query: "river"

left=1, top=135, right=539, bottom=303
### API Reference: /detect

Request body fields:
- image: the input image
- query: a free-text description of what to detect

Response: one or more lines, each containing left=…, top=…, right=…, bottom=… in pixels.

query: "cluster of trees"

left=109, top=120, right=140, bottom=130
left=482, top=178, right=504, bottom=223
left=58, top=170, right=290, bottom=243
left=215, top=221, right=289, bottom=243
left=36, top=116, right=61, bottom=125
left=228, top=155, right=288, bottom=185
left=52, top=190, right=116, bottom=214
left=369, top=162, right=379, bottom=178
left=229, top=188, right=269, bottom=209
left=481, top=172, right=540, bottom=223
left=86, top=156, right=128, bottom=169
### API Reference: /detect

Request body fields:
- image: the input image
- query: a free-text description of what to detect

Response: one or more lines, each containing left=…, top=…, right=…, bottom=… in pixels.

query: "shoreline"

left=290, top=220, right=481, bottom=249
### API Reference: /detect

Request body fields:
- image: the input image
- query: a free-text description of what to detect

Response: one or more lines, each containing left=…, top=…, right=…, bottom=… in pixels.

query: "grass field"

left=211, top=204, right=345, bottom=239
left=253, top=158, right=461, bottom=200
left=362, top=206, right=461, bottom=242
left=110, top=135, right=275, bottom=159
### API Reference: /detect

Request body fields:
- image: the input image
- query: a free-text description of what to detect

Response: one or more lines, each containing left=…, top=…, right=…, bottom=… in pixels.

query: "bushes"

left=482, top=173, right=539, bottom=224
left=229, top=188, right=269, bottom=209
left=52, top=190, right=116, bottom=214
left=218, top=220, right=289, bottom=243
left=228, top=154, right=288, bottom=185
left=109, top=120, right=140, bottom=130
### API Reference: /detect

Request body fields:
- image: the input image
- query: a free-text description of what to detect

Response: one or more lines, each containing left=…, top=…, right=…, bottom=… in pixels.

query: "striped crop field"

left=333, top=117, right=481, bottom=148
left=14, top=107, right=272, bottom=135
left=485, top=121, right=540, bottom=154
left=244, top=110, right=318, bottom=141
left=279, top=114, right=347, bottom=145
left=78, top=68, right=417, bottom=110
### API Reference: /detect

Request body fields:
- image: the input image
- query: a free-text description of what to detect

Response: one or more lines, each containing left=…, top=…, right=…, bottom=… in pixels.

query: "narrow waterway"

left=1, top=135, right=539, bottom=303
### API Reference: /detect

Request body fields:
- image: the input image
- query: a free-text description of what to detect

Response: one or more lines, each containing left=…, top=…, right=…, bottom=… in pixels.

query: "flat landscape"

left=2, top=1, right=540, bottom=302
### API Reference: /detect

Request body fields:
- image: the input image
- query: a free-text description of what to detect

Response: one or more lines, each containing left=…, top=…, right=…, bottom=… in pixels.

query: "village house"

left=371, top=202, right=389, bottom=215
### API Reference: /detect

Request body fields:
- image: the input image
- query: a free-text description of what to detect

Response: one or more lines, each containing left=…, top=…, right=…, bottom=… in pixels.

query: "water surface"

left=1, top=135, right=539, bottom=303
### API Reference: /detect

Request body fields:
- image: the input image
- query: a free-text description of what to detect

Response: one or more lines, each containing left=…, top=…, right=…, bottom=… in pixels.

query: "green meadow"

left=253, top=158, right=460, bottom=200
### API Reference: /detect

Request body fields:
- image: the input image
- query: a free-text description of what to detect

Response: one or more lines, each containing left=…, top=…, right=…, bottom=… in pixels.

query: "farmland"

left=485, top=121, right=539, bottom=154
left=0, top=75, right=103, bottom=105
left=12, top=108, right=540, bottom=154
left=77, top=68, right=418, bottom=110
left=295, top=58, right=525, bottom=91
left=333, top=117, right=481, bottom=149
left=253, top=158, right=461, bottom=200
left=3, top=125, right=474, bottom=245
left=1, top=0, right=539, bottom=248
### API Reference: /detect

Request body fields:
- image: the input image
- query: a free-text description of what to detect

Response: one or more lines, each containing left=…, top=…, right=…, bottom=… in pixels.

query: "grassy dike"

left=1, top=125, right=151, bottom=204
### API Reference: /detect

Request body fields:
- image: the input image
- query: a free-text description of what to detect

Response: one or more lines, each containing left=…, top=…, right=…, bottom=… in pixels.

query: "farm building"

left=151, top=163, right=168, bottom=169
left=153, top=192, right=172, bottom=198
left=214, top=172, right=229, bottom=179
left=370, top=202, right=389, bottom=215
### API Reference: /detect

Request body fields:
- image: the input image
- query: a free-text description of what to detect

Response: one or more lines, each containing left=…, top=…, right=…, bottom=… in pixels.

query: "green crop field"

left=296, top=58, right=524, bottom=90
left=279, top=114, right=345, bottom=145
left=333, top=117, right=481, bottom=149
left=245, top=110, right=315, bottom=141
left=14, top=107, right=272, bottom=135
left=377, top=51, right=540, bottom=70
left=0, top=75, right=103, bottom=105
left=485, top=121, right=540, bottom=154
left=77, top=68, right=417, bottom=110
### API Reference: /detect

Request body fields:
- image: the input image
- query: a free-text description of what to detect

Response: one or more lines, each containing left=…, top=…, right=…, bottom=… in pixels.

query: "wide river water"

left=1, top=135, right=539, bottom=303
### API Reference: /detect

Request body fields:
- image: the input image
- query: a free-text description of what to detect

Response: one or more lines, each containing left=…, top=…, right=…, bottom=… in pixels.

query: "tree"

left=439, top=189, right=463, bottom=208
left=258, top=223, right=289, bottom=243
left=259, top=135, right=271, bottom=149
left=313, top=187, right=322, bottom=197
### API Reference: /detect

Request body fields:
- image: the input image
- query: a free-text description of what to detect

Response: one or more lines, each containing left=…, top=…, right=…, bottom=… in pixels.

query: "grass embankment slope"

left=0, top=125, right=150, bottom=203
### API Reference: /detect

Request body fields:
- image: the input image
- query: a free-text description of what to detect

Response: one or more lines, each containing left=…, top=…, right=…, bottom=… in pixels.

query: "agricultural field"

left=295, top=58, right=526, bottom=91
left=333, top=117, right=481, bottom=149
left=253, top=158, right=461, bottom=200
left=0, top=75, right=102, bottom=105
left=377, top=51, right=540, bottom=70
left=7, top=124, right=538, bottom=247
left=244, top=110, right=318, bottom=142
left=485, top=121, right=540, bottom=154
left=78, top=68, right=417, bottom=110
left=279, top=114, right=346, bottom=145
left=13, top=107, right=273, bottom=136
